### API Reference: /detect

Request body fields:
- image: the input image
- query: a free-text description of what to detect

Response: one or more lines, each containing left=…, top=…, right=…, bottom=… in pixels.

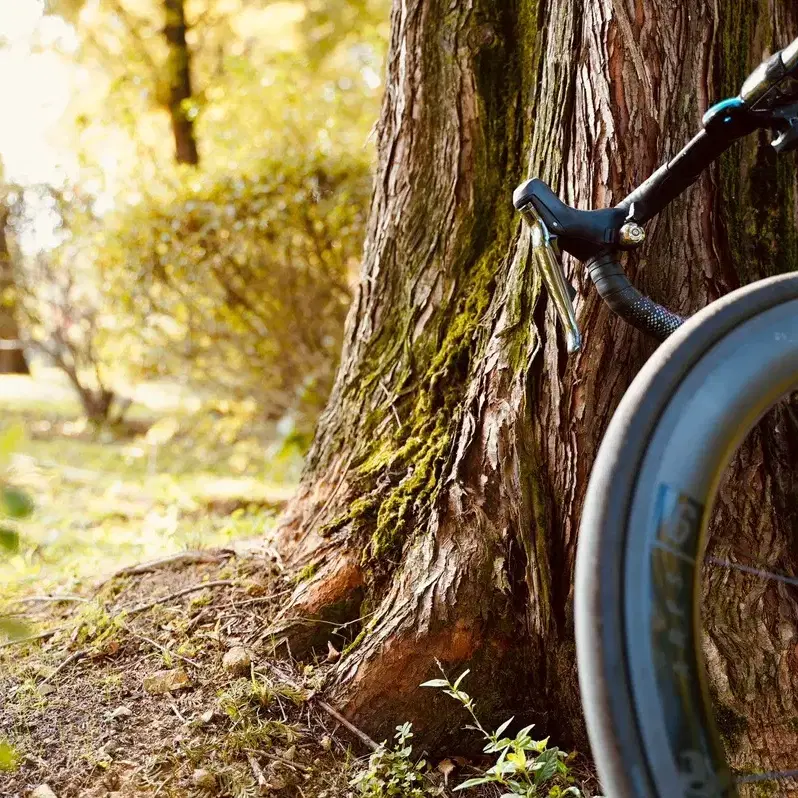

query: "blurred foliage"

left=0, top=424, right=33, bottom=641
left=99, top=140, right=370, bottom=434
left=0, top=381, right=300, bottom=603
left=18, top=0, right=391, bottom=432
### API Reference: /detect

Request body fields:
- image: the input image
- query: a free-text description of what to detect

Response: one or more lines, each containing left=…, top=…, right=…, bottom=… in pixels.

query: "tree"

left=10, top=186, right=132, bottom=424
left=163, top=0, right=199, bottom=165
left=0, top=190, right=29, bottom=376
left=45, top=0, right=200, bottom=165
left=272, top=0, right=798, bottom=770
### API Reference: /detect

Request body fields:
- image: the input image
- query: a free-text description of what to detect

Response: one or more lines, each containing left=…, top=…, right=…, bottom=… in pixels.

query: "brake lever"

left=517, top=201, right=582, bottom=354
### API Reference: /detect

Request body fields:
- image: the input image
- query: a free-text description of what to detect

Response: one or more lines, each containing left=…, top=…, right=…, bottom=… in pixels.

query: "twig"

left=318, top=700, right=380, bottom=752
left=10, top=594, right=87, bottom=605
left=184, top=606, right=212, bottom=633
left=122, top=580, right=234, bottom=616
left=257, top=661, right=379, bottom=752
left=246, top=751, right=268, bottom=786
left=103, top=549, right=235, bottom=582
left=153, top=774, right=174, bottom=797
left=124, top=625, right=201, bottom=669
left=169, top=701, right=187, bottom=724
left=0, top=626, right=66, bottom=650
left=40, top=649, right=87, bottom=685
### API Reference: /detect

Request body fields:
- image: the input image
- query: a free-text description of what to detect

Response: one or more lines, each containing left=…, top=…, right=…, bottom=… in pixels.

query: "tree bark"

left=273, top=0, right=798, bottom=768
left=0, top=203, right=29, bottom=376
left=163, top=0, right=199, bottom=166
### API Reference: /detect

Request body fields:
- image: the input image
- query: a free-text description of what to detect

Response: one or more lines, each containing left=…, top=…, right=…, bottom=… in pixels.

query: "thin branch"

left=102, top=549, right=235, bottom=582
left=122, top=580, right=235, bottom=616
left=40, top=650, right=87, bottom=685
left=318, top=700, right=380, bottom=752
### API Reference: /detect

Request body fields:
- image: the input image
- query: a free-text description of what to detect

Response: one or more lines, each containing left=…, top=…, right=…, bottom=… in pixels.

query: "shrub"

left=99, top=148, right=370, bottom=435
left=351, top=723, right=442, bottom=797
left=421, top=668, right=583, bottom=797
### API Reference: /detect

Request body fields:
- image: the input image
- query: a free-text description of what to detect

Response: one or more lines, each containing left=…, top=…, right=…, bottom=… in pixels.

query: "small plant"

left=421, top=667, right=582, bottom=797
left=350, top=722, right=442, bottom=797
left=0, top=740, right=19, bottom=772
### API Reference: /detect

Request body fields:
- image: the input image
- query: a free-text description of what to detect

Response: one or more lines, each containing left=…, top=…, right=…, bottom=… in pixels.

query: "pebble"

left=192, top=768, right=217, bottom=790
left=222, top=646, right=251, bottom=676
left=31, top=785, right=57, bottom=798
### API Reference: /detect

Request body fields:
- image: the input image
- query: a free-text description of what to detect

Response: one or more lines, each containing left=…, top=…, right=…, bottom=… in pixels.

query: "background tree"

left=163, top=0, right=199, bottom=164
left=9, top=186, right=132, bottom=424
left=29, top=0, right=388, bottom=431
left=272, top=0, right=798, bottom=775
left=0, top=196, right=29, bottom=376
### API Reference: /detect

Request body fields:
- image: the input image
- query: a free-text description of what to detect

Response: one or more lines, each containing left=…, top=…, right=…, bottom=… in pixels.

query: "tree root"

left=265, top=554, right=365, bottom=659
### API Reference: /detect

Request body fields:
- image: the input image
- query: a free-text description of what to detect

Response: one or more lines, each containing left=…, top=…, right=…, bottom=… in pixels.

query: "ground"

left=0, top=370, right=598, bottom=798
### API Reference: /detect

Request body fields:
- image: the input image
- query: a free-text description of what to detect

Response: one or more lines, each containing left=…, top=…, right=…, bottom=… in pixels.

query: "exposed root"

left=266, top=554, right=365, bottom=658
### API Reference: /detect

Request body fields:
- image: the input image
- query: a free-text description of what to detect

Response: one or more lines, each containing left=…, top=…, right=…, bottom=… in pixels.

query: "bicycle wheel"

left=575, top=272, right=798, bottom=797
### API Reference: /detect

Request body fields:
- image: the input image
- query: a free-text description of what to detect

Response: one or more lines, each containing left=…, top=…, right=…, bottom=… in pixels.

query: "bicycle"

left=514, top=38, right=798, bottom=798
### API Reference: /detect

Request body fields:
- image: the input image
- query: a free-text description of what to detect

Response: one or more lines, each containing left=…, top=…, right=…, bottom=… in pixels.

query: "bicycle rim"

left=576, top=273, right=798, bottom=797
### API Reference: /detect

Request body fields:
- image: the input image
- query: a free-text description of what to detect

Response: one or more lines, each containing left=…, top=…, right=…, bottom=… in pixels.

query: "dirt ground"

left=0, top=549, right=386, bottom=798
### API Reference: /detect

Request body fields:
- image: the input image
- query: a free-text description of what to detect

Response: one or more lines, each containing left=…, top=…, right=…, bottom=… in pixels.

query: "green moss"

left=293, top=561, right=320, bottom=585
left=713, top=703, right=749, bottom=750
left=342, top=626, right=368, bottom=658
left=317, top=0, right=548, bottom=574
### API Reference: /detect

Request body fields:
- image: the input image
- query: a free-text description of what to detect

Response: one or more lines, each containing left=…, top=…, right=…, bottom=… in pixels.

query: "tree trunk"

left=163, top=0, right=199, bottom=166
left=273, top=0, right=798, bottom=765
left=0, top=204, right=28, bottom=376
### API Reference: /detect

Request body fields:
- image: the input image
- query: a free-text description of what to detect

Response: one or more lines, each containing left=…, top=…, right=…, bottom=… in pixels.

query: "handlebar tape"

left=587, top=252, right=685, bottom=342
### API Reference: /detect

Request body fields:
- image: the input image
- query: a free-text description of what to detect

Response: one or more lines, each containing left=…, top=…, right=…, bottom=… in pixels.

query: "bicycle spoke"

left=706, top=555, right=798, bottom=588
left=735, top=768, right=798, bottom=783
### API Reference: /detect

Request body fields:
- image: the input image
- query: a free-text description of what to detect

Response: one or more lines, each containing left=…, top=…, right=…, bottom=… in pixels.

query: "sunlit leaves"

left=45, top=0, right=89, bottom=24
left=0, top=526, right=20, bottom=552
left=2, top=487, right=34, bottom=519
left=0, top=424, right=23, bottom=469
left=21, top=0, right=390, bottom=431
left=98, top=145, right=371, bottom=431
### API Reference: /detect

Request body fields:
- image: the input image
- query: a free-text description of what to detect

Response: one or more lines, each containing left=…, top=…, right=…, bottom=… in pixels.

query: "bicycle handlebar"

left=514, top=35, right=798, bottom=352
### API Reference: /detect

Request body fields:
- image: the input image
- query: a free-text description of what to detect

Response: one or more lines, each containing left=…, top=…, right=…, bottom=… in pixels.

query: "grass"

left=0, top=368, right=303, bottom=602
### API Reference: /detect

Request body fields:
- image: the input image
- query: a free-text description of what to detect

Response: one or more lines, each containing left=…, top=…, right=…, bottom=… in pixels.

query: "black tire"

left=575, top=273, right=798, bottom=797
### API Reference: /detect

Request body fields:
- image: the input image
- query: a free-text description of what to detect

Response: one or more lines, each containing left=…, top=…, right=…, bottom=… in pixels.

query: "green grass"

left=0, top=369, right=302, bottom=601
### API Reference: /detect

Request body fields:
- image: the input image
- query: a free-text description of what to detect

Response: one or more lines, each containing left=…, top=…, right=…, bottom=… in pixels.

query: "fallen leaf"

left=438, top=758, right=456, bottom=784
left=326, top=640, right=340, bottom=663
left=143, top=668, right=191, bottom=695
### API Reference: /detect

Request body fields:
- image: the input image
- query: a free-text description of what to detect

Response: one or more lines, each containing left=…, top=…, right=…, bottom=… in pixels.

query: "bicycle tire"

left=575, top=272, right=798, bottom=797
